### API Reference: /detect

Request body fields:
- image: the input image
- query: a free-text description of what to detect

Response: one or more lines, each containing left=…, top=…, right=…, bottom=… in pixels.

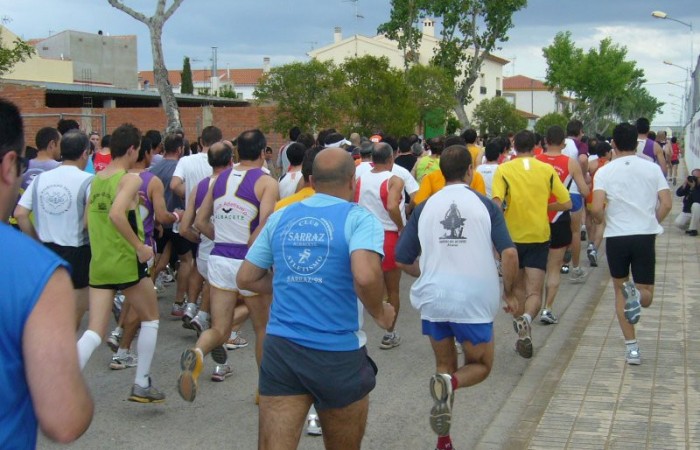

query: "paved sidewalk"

left=478, top=177, right=700, bottom=449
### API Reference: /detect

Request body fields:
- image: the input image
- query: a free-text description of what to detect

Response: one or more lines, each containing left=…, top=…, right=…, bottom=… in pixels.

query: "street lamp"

left=664, top=60, right=691, bottom=123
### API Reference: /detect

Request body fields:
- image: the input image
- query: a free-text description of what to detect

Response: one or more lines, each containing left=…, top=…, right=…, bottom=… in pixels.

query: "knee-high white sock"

left=135, top=320, right=159, bottom=388
left=77, top=330, right=102, bottom=370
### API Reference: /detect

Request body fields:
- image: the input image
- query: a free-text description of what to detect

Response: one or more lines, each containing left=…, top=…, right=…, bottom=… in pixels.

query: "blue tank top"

left=267, top=202, right=364, bottom=351
left=0, top=223, right=68, bottom=449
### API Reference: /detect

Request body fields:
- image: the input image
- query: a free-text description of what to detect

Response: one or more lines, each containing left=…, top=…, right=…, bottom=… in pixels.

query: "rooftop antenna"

left=508, top=56, right=517, bottom=76
left=1, top=16, right=12, bottom=25
left=343, top=0, right=364, bottom=30
left=305, top=41, right=319, bottom=51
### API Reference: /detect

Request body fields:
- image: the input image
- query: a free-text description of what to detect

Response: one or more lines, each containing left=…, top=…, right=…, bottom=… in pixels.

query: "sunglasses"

left=1, top=152, right=28, bottom=175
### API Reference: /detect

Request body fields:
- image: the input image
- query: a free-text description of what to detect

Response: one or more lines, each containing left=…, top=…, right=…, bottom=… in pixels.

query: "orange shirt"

left=413, top=170, right=486, bottom=204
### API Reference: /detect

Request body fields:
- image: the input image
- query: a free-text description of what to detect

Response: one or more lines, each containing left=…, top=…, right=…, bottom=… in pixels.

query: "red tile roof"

left=138, top=68, right=265, bottom=86
left=515, top=109, right=539, bottom=119
left=503, top=75, right=548, bottom=91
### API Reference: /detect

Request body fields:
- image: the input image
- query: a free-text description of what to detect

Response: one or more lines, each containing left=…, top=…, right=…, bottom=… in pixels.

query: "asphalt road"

left=38, top=262, right=606, bottom=450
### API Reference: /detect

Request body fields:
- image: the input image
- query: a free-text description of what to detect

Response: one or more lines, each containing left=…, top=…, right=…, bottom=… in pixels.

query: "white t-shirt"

left=18, top=165, right=93, bottom=247
left=562, top=138, right=582, bottom=195
left=476, top=163, right=498, bottom=198
left=355, top=161, right=419, bottom=196
left=278, top=169, right=303, bottom=199
left=593, top=155, right=668, bottom=238
left=173, top=153, right=213, bottom=206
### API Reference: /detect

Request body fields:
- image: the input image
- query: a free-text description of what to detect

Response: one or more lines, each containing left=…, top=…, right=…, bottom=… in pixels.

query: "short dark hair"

left=60, top=130, right=89, bottom=161
left=371, top=142, right=393, bottom=164
left=289, top=126, right=301, bottom=141
left=200, top=126, right=223, bottom=147
left=635, top=117, right=650, bottom=135
left=595, top=140, right=612, bottom=158
left=208, top=142, right=232, bottom=168
left=440, top=145, right=471, bottom=182
left=25, top=146, right=38, bottom=160
left=312, top=149, right=355, bottom=186
left=513, top=130, right=535, bottom=153
left=545, top=125, right=566, bottom=146
left=671, top=136, right=678, bottom=144
left=383, top=135, right=398, bottom=152
left=0, top=99, right=25, bottom=160
left=613, top=123, right=638, bottom=151
left=445, top=135, right=466, bottom=147
left=145, top=130, right=162, bottom=150
left=163, top=134, right=184, bottom=154
left=302, top=146, right=323, bottom=182
left=35, top=127, right=60, bottom=150
left=101, top=134, right=111, bottom=148
left=237, top=129, right=266, bottom=161
left=56, top=118, right=79, bottom=135
left=316, top=128, right=336, bottom=148
left=296, top=133, right=315, bottom=149
left=566, top=119, right=583, bottom=137
left=398, top=136, right=411, bottom=152
left=461, top=128, right=478, bottom=144
left=647, top=130, right=656, bottom=141
left=427, top=135, right=445, bottom=156
left=484, top=139, right=502, bottom=162
left=110, top=123, right=141, bottom=158
left=137, top=136, right=152, bottom=162
left=286, top=142, right=306, bottom=166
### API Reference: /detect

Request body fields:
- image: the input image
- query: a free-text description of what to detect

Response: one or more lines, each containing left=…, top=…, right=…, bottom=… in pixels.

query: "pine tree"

left=181, top=56, right=193, bottom=94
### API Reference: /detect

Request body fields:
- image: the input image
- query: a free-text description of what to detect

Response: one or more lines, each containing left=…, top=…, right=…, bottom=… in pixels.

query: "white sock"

left=230, top=330, right=239, bottom=340
left=135, top=320, right=159, bottom=388
left=116, top=347, right=128, bottom=357
left=114, top=326, right=124, bottom=336
left=625, top=339, right=638, bottom=349
left=197, top=311, right=210, bottom=321
left=77, top=329, right=102, bottom=370
left=522, top=313, right=532, bottom=324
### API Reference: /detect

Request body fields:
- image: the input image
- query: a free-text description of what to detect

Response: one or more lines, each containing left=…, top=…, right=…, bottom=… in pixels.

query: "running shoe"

left=626, top=346, right=641, bottom=365
left=170, top=302, right=185, bottom=318
left=211, top=363, right=233, bottom=382
left=182, top=302, right=199, bottom=329
left=587, top=247, right=598, bottom=267
left=539, top=309, right=558, bottom=325
left=306, top=414, right=322, bottom=436
left=178, top=348, right=203, bottom=402
left=580, top=227, right=587, bottom=241
left=110, top=352, right=138, bottom=370
left=379, top=332, right=401, bottom=350
left=429, top=373, right=454, bottom=436
left=211, top=345, right=228, bottom=364
left=560, top=264, right=570, bottom=274
left=128, top=378, right=165, bottom=403
left=569, top=267, right=587, bottom=284
left=163, top=266, right=175, bottom=283
left=225, top=333, right=249, bottom=350
left=513, top=316, right=533, bottom=359
left=106, top=329, right=122, bottom=353
left=191, top=314, right=210, bottom=335
left=622, top=281, right=641, bottom=324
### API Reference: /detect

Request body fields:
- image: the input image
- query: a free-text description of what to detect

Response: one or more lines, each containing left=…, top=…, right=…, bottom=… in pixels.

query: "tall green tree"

left=0, top=26, right=35, bottom=77
left=181, top=56, right=193, bottom=94
left=253, top=59, right=347, bottom=135
left=543, top=32, right=661, bottom=134
left=341, top=55, right=418, bottom=137
left=404, top=64, right=455, bottom=133
left=378, top=0, right=527, bottom=128
left=472, top=96, right=526, bottom=137
left=534, top=112, right=569, bottom=136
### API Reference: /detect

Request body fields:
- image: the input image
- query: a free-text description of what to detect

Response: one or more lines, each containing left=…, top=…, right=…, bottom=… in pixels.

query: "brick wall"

left=0, top=82, right=285, bottom=150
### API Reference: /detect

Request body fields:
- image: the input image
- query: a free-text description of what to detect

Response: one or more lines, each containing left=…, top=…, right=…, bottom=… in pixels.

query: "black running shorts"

left=550, top=219, right=573, bottom=250
left=44, top=243, right=91, bottom=289
left=605, top=234, right=656, bottom=285
left=515, top=241, right=549, bottom=271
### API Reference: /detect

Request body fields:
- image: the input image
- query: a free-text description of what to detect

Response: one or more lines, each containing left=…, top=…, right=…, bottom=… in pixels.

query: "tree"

left=472, top=96, right=526, bottom=137
left=404, top=64, right=455, bottom=134
left=0, top=26, right=35, bottom=77
left=543, top=32, right=661, bottom=134
left=253, top=59, right=347, bottom=135
left=181, top=56, right=193, bottom=94
left=534, top=112, right=569, bottom=136
left=341, top=55, right=419, bottom=137
left=108, top=0, right=185, bottom=132
left=379, top=0, right=527, bottom=128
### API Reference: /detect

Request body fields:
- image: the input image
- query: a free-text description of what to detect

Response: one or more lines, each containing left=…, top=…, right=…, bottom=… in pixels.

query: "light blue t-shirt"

left=246, top=193, right=384, bottom=350
left=0, top=223, right=68, bottom=449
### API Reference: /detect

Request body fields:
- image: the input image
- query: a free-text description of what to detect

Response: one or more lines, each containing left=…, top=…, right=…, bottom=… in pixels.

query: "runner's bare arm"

left=352, top=249, right=395, bottom=330
left=387, top=176, right=405, bottom=232
left=236, top=260, right=273, bottom=295
left=249, top=175, right=279, bottom=246
left=13, top=205, right=39, bottom=240
left=590, top=190, right=606, bottom=224
left=179, top=184, right=201, bottom=243
left=170, top=175, right=186, bottom=199
left=149, top=176, right=179, bottom=226
left=195, top=183, right=215, bottom=241
left=656, top=189, right=672, bottom=223
left=569, top=158, right=590, bottom=197
left=653, top=142, right=668, bottom=177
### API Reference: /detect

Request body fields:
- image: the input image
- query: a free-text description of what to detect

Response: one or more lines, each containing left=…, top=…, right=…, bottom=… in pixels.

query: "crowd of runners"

left=0, top=94, right=690, bottom=449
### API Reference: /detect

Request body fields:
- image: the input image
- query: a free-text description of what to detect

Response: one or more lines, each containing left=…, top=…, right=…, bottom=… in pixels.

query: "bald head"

left=311, top=147, right=355, bottom=191
left=208, top=141, right=232, bottom=168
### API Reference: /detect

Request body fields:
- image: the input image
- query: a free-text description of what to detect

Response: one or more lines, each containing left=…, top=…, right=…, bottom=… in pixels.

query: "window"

left=496, top=89, right=502, bottom=97
left=480, top=86, right=487, bottom=95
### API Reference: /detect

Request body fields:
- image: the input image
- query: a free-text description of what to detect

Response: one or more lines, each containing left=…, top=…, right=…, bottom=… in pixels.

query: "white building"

left=502, top=75, right=573, bottom=118
left=308, top=19, right=509, bottom=122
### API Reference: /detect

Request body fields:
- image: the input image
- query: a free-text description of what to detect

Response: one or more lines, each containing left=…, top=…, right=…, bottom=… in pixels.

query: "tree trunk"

left=453, top=94, right=470, bottom=130
left=149, top=22, right=180, bottom=133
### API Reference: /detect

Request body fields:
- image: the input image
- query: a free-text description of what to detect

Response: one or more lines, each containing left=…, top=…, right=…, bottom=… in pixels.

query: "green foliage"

left=405, top=64, right=455, bottom=131
left=253, top=59, right=347, bottom=135
left=445, top=115, right=461, bottom=135
left=181, top=57, right=193, bottom=94
left=218, top=85, right=238, bottom=99
left=534, top=112, right=569, bottom=136
left=378, top=0, right=527, bottom=126
left=543, top=32, right=662, bottom=134
left=472, top=96, right=526, bottom=137
left=0, top=29, right=35, bottom=77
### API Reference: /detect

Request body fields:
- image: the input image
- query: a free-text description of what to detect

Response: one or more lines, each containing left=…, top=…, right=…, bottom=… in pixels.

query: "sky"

left=1, top=0, right=698, bottom=126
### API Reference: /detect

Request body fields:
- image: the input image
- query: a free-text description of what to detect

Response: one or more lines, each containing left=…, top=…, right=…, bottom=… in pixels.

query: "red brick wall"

left=0, top=82, right=285, bottom=150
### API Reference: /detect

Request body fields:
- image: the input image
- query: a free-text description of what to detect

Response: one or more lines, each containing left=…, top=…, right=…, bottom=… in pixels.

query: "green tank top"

left=88, top=171, right=145, bottom=286
left=415, top=156, right=440, bottom=183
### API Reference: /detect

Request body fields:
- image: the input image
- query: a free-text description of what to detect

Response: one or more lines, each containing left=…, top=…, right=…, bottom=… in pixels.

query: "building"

left=138, top=58, right=270, bottom=100
left=1, top=25, right=74, bottom=84
left=502, top=75, right=572, bottom=118
left=307, top=19, right=509, bottom=122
